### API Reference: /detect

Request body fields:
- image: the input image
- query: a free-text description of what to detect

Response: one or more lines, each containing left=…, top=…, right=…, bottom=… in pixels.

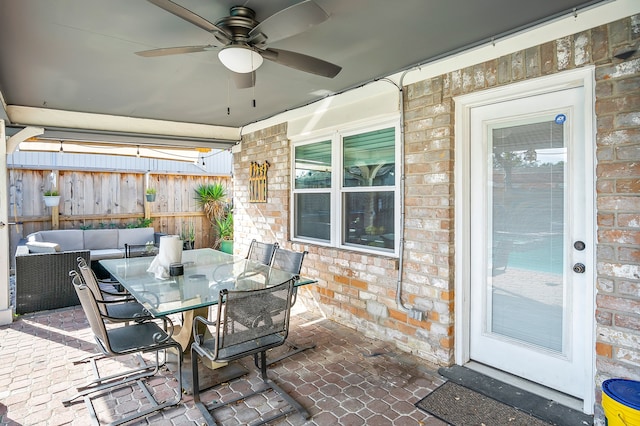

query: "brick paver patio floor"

left=0, top=302, right=447, bottom=425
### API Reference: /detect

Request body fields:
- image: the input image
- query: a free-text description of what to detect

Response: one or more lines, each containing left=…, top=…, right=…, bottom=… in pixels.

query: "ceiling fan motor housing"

left=215, top=6, right=259, bottom=44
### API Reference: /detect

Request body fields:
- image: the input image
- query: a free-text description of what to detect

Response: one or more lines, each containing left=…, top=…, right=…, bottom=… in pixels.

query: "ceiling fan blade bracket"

left=248, top=32, right=268, bottom=47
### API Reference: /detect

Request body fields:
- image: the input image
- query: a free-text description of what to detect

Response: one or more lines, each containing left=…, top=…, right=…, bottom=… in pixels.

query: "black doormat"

left=437, top=365, right=593, bottom=426
left=415, top=381, right=552, bottom=426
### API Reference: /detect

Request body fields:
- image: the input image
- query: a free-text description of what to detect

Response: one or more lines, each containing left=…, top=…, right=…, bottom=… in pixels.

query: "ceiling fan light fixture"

left=218, top=46, right=263, bottom=73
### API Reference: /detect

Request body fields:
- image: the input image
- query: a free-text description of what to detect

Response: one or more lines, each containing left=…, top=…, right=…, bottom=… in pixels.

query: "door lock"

left=573, top=263, right=586, bottom=274
left=574, top=241, right=586, bottom=251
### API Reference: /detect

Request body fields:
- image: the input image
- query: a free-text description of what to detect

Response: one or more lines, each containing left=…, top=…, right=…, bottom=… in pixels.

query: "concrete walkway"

left=0, top=303, right=447, bottom=425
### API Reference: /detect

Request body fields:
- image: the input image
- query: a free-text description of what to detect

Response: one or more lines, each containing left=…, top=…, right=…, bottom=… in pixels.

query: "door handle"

left=573, top=263, right=586, bottom=274
left=0, top=221, right=5, bottom=229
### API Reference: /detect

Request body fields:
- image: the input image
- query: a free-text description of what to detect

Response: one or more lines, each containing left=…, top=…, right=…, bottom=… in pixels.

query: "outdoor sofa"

left=14, top=228, right=164, bottom=314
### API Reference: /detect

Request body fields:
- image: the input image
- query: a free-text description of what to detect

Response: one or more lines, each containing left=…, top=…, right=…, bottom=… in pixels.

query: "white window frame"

left=290, top=116, right=401, bottom=257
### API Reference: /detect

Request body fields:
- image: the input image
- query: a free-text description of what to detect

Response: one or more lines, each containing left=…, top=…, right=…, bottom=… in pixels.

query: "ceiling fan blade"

left=147, top=0, right=231, bottom=42
left=135, top=45, right=216, bottom=57
left=249, top=0, right=329, bottom=45
left=262, top=48, right=341, bottom=78
left=232, top=72, right=256, bottom=89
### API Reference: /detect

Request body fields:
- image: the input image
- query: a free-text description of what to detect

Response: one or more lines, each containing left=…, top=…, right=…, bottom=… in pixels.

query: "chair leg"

left=64, top=344, right=183, bottom=426
left=192, top=346, right=217, bottom=426
left=191, top=346, right=201, bottom=403
left=259, top=351, right=268, bottom=380
left=197, top=351, right=310, bottom=426
left=254, top=341, right=317, bottom=369
left=260, top=287, right=316, bottom=365
left=66, top=352, right=157, bottom=396
left=255, top=351, right=310, bottom=425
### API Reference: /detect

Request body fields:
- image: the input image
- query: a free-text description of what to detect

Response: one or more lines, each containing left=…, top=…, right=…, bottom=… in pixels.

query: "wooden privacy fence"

left=8, top=168, right=232, bottom=267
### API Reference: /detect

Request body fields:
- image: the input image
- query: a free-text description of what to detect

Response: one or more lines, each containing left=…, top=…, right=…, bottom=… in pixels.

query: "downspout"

left=379, top=70, right=424, bottom=321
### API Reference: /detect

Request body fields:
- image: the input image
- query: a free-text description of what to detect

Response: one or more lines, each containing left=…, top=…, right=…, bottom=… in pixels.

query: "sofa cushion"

left=89, top=248, right=124, bottom=261
left=84, top=229, right=119, bottom=250
left=28, top=230, right=84, bottom=251
left=117, top=228, right=155, bottom=249
left=26, top=241, right=61, bottom=253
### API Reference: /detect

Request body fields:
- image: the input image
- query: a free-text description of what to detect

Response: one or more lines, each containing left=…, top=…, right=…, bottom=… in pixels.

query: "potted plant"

left=43, top=190, right=61, bottom=207
left=215, top=212, right=233, bottom=254
left=181, top=220, right=195, bottom=250
left=194, top=183, right=227, bottom=223
left=145, top=187, right=156, bottom=202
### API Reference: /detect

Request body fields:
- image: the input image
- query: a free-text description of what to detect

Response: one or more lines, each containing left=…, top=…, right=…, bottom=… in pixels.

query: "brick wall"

left=592, top=14, right=640, bottom=398
left=236, top=13, right=640, bottom=417
left=408, top=16, right=640, bottom=415
left=234, top=123, right=290, bottom=251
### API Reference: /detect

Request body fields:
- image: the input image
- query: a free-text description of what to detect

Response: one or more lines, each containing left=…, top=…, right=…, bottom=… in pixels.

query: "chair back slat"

left=246, top=239, right=279, bottom=265
left=216, top=278, right=294, bottom=359
left=270, top=247, right=307, bottom=277
left=77, top=257, right=108, bottom=315
left=69, top=271, right=112, bottom=353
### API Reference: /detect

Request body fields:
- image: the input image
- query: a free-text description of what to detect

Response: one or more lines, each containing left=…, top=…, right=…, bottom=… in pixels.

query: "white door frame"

left=453, top=67, right=596, bottom=413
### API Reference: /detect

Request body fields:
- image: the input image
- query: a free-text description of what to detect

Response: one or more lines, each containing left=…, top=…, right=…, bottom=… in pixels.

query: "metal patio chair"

left=76, top=256, right=153, bottom=321
left=232, top=239, right=279, bottom=287
left=191, top=278, right=310, bottom=426
left=63, top=272, right=182, bottom=426
left=246, top=238, right=279, bottom=265
left=264, top=247, right=314, bottom=365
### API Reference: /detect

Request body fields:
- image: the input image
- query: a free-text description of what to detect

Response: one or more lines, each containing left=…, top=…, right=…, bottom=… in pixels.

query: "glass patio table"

left=100, top=248, right=314, bottom=352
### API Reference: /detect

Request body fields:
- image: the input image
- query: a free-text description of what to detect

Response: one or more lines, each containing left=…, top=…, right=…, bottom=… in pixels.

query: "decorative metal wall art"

left=249, top=161, right=270, bottom=203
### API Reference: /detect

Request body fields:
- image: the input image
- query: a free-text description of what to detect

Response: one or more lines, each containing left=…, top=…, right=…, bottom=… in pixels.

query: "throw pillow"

left=26, top=241, right=62, bottom=253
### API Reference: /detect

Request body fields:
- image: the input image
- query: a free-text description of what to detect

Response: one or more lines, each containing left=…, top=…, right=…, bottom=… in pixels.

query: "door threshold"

left=465, top=361, right=583, bottom=411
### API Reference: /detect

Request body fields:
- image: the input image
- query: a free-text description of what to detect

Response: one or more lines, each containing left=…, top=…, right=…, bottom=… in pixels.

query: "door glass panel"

left=489, top=119, right=565, bottom=352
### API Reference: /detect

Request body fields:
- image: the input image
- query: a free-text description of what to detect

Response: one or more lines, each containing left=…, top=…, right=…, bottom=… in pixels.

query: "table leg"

left=172, top=307, right=207, bottom=352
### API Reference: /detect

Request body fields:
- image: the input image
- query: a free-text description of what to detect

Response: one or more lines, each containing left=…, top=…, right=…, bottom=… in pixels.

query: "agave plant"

left=215, top=212, right=233, bottom=241
left=194, top=183, right=227, bottom=222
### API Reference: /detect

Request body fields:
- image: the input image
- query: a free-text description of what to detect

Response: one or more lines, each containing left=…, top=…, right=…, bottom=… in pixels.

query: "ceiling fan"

left=137, top=0, right=342, bottom=88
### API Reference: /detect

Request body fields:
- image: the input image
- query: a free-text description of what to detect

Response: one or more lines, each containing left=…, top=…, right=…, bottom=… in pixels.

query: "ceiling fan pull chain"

left=227, top=78, right=231, bottom=115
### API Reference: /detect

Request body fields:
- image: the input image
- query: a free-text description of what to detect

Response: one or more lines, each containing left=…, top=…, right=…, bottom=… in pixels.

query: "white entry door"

left=468, top=85, right=593, bottom=399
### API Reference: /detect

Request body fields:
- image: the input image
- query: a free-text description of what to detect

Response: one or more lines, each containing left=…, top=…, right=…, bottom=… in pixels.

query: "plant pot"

left=220, top=239, right=233, bottom=254
left=145, top=194, right=156, bottom=202
left=43, top=195, right=61, bottom=207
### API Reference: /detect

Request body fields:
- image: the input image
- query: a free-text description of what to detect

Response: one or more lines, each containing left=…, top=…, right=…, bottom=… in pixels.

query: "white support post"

left=1, top=120, right=12, bottom=324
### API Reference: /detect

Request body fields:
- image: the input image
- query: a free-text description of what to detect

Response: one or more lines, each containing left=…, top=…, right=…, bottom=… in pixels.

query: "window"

left=292, top=121, right=399, bottom=255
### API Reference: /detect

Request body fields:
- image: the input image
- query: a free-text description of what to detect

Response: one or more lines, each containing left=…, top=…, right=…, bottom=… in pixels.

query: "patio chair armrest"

left=95, top=298, right=137, bottom=306
left=100, top=311, right=150, bottom=323
left=210, top=259, right=244, bottom=283
left=155, top=316, right=175, bottom=341
left=99, top=291, right=137, bottom=302
left=192, top=315, right=217, bottom=345
left=95, top=300, right=153, bottom=323
left=99, top=287, right=134, bottom=298
left=137, top=290, right=161, bottom=308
